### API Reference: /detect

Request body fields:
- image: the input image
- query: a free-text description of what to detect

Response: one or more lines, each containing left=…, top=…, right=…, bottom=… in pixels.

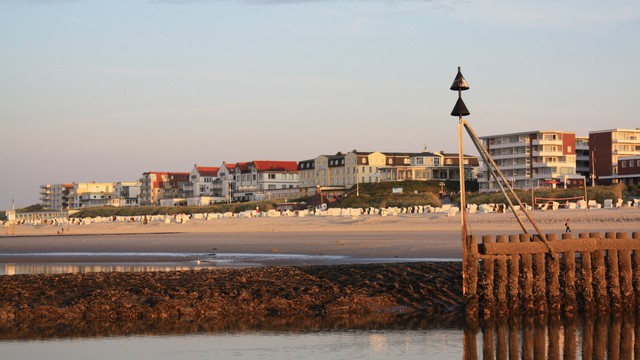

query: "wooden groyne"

left=463, top=231, right=640, bottom=319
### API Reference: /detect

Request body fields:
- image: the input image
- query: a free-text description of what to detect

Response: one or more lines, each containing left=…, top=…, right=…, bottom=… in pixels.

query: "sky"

left=1, top=0, right=639, bottom=208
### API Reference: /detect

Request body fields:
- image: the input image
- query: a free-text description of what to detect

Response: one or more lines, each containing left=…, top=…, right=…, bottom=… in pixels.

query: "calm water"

left=4, top=313, right=639, bottom=359
left=2, top=329, right=466, bottom=360
left=0, top=252, right=460, bottom=275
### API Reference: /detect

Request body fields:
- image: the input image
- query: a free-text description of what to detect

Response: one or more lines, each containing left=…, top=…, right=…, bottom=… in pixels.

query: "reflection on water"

left=0, top=262, right=216, bottom=275
left=3, top=312, right=640, bottom=359
left=0, top=329, right=466, bottom=360
left=464, top=313, right=639, bottom=359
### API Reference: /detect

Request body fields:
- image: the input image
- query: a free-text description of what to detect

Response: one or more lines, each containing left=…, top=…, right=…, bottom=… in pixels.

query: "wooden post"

left=606, top=232, right=622, bottom=311
left=617, top=232, right=634, bottom=309
left=634, top=232, right=640, bottom=309
left=496, top=235, right=508, bottom=316
left=580, top=232, right=595, bottom=313
left=563, top=233, right=578, bottom=313
left=465, top=234, right=479, bottom=319
left=481, top=235, right=496, bottom=318
left=508, top=234, right=520, bottom=315
left=532, top=235, right=547, bottom=314
left=520, top=234, right=534, bottom=313
left=591, top=232, right=609, bottom=312
left=547, top=234, right=561, bottom=314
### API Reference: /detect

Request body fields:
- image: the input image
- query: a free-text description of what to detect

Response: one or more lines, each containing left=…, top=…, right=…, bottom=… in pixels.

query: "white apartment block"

left=39, top=183, right=74, bottom=210
left=233, top=160, right=299, bottom=201
left=68, top=182, right=116, bottom=209
left=478, top=130, right=578, bottom=191
left=114, top=182, right=142, bottom=207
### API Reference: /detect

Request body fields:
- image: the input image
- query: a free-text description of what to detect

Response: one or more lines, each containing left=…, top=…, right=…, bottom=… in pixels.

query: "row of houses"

left=39, top=149, right=479, bottom=210
left=39, top=128, right=640, bottom=210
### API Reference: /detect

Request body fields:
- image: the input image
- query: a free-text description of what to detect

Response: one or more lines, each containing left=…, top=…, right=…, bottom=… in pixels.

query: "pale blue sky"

left=1, top=0, right=639, bottom=207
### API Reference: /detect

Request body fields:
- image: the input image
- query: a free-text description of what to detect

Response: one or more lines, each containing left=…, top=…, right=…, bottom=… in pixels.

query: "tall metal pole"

left=458, top=117, right=468, bottom=241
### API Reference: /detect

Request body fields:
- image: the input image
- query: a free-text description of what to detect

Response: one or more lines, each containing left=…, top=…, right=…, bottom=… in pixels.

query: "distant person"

left=565, top=219, right=571, bottom=233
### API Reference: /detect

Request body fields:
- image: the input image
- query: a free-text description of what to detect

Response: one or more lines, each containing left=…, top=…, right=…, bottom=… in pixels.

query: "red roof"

left=252, top=160, right=298, bottom=172
left=196, top=166, right=219, bottom=177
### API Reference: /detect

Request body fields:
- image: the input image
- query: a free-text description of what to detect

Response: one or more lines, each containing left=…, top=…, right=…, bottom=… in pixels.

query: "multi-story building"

left=140, top=172, right=190, bottom=206
left=589, top=129, right=640, bottom=185
left=234, top=160, right=299, bottom=201
left=68, top=182, right=116, bottom=209
left=379, top=151, right=478, bottom=182
left=575, top=136, right=590, bottom=182
left=612, top=156, right=640, bottom=186
left=184, top=165, right=221, bottom=198
left=40, top=183, right=74, bottom=210
left=114, top=182, right=142, bottom=207
left=478, top=130, right=577, bottom=191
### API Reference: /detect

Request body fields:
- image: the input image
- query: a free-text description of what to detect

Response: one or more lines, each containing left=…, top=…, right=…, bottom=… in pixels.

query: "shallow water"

left=0, top=252, right=461, bottom=275
left=1, top=329, right=466, bottom=360
left=4, top=314, right=638, bottom=359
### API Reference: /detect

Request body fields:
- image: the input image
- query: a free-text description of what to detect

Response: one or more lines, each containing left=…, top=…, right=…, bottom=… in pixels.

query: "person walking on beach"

left=565, top=219, right=571, bottom=233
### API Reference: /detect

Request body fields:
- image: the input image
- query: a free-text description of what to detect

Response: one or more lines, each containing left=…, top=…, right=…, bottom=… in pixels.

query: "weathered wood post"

left=634, top=232, right=640, bottom=309
left=606, top=231, right=622, bottom=310
left=579, top=232, right=595, bottom=312
left=591, top=232, right=609, bottom=312
left=532, top=234, right=547, bottom=314
left=463, top=323, right=478, bottom=360
left=482, top=322, right=495, bottom=360
left=594, top=314, right=608, bottom=360
left=547, top=233, right=561, bottom=314
left=495, top=235, right=508, bottom=316
left=617, top=232, right=634, bottom=309
left=508, top=234, right=520, bottom=315
left=522, top=317, right=534, bottom=360
left=533, top=317, right=546, bottom=359
left=520, top=234, right=534, bottom=313
left=481, top=235, right=496, bottom=318
left=464, top=234, right=479, bottom=319
left=563, top=232, right=578, bottom=313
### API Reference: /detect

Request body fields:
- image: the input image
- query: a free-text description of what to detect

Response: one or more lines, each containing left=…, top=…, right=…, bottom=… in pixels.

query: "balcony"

left=532, top=138, right=562, bottom=146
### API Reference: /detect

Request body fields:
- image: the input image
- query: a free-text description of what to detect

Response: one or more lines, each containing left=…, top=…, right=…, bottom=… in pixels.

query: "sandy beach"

left=2, top=208, right=639, bottom=260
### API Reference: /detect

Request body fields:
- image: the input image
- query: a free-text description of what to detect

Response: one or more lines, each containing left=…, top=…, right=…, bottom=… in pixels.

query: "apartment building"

left=379, top=151, right=478, bottom=182
left=68, top=182, right=116, bottom=209
left=589, top=129, right=640, bottom=185
left=614, top=156, right=640, bottom=186
left=140, top=172, right=190, bottom=206
left=39, top=183, right=73, bottom=210
left=575, top=136, right=590, bottom=181
left=234, top=160, right=299, bottom=201
left=114, top=182, right=142, bottom=207
left=478, top=130, right=577, bottom=191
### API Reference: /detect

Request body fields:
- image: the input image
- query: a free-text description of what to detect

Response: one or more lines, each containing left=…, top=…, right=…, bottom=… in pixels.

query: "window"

left=622, top=161, right=627, bottom=168
left=415, top=157, right=424, bottom=165
left=268, top=185, right=276, bottom=190
left=361, top=158, right=367, bottom=164
left=567, top=146, right=572, bottom=153
left=637, top=160, right=640, bottom=167
left=388, top=158, right=393, bottom=165
left=268, top=174, right=276, bottom=180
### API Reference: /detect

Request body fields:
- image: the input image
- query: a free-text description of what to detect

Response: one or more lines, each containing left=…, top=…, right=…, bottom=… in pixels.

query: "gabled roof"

left=196, top=166, right=219, bottom=177
left=252, top=160, right=298, bottom=172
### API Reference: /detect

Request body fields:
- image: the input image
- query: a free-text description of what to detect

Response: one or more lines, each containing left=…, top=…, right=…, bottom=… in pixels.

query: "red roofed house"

left=234, top=160, right=299, bottom=201
left=140, top=171, right=190, bottom=206
left=184, top=165, right=226, bottom=206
